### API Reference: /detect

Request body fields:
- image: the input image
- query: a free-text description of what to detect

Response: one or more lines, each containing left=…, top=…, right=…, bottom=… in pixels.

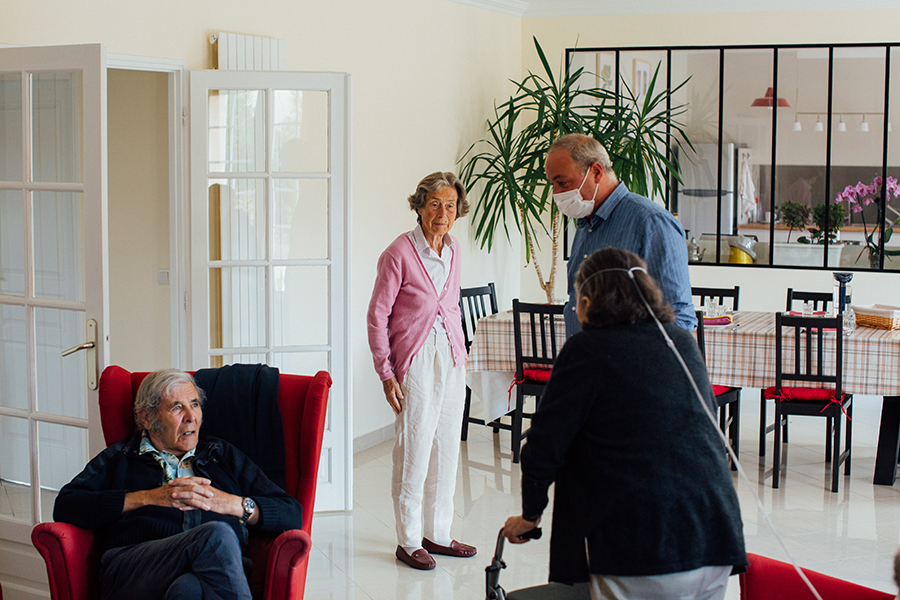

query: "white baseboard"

left=353, top=423, right=394, bottom=454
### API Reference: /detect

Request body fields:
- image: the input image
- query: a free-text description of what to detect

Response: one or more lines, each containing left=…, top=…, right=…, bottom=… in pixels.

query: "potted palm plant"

left=459, top=38, right=693, bottom=303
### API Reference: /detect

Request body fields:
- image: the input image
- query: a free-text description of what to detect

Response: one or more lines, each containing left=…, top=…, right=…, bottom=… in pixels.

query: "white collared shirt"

left=408, top=224, right=453, bottom=335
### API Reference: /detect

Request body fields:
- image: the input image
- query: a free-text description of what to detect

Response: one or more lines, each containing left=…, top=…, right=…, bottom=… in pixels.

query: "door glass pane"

left=35, top=307, right=86, bottom=418
left=273, top=351, right=329, bottom=376
left=274, top=179, right=328, bottom=259
left=38, top=421, right=87, bottom=493
left=273, top=90, right=328, bottom=173
left=0, top=415, right=32, bottom=522
left=0, top=73, right=23, bottom=182
left=33, top=190, right=83, bottom=301
left=212, top=353, right=267, bottom=368
left=32, top=72, right=83, bottom=183
left=0, top=190, right=25, bottom=296
left=274, top=266, right=328, bottom=346
left=209, top=267, right=266, bottom=349
left=208, top=179, right=266, bottom=261
left=0, top=304, right=27, bottom=410
left=208, top=90, right=265, bottom=173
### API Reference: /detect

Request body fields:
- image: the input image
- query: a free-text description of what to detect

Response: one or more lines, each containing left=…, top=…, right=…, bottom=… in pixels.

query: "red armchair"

left=740, top=553, right=894, bottom=599
left=32, top=365, right=332, bottom=600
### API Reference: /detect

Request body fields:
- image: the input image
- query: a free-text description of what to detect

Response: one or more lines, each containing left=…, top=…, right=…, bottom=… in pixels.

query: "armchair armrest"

left=262, top=529, right=312, bottom=600
left=32, top=522, right=100, bottom=600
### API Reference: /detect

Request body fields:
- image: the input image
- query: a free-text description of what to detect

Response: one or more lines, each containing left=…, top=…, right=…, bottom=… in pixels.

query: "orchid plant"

left=834, top=176, right=900, bottom=264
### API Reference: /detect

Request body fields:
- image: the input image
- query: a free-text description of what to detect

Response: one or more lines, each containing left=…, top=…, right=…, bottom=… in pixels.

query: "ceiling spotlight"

left=837, top=115, right=847, bottom=132
left=814, top=115, right=824, bottom=132
left=792, top=117, right=802, bottom=132
left=859, top=115, right=869, bottom=132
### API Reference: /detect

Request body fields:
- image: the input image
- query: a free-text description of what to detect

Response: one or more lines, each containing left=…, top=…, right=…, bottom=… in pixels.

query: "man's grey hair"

left=548, top=133, right=617, bottom=179
left=134, top=369, right=205, bottom=433
left=407, top=171, right=470, bottom=224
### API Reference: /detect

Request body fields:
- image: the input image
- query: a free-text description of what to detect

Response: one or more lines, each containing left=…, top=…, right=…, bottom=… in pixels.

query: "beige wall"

left=520, top=9, right=900, bottom=309
left=107, top=69, right=171, bottom=371
left=0, top=0, right=523, bottom=449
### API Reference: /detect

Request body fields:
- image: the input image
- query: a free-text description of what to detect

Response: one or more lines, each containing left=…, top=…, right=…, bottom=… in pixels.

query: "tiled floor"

left=306, top=394, right=900, bottom=599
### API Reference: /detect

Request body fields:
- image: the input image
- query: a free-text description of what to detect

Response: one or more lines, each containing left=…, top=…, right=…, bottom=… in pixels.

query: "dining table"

left=467, top=308, right=900, bottom=485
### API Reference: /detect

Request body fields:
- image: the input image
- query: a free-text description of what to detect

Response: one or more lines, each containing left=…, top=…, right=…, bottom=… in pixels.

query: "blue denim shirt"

left=565, top=182, right=697, bottom=335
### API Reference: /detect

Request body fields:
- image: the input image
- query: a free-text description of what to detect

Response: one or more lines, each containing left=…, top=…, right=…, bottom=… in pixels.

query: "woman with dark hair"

left=503, top=248, right=746, bottom=600
left=367, top=171, right=476, bottom=570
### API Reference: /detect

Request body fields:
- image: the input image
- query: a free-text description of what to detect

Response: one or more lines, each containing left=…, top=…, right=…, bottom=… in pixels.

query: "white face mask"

left=553, top=167, right=598, bottom=219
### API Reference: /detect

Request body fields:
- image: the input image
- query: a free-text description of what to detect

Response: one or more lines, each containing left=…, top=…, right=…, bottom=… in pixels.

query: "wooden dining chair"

left=459, top=283, right=500, bottom=441
left=695, top=310, right=740, bottom=470
left=785, top=288, right=833, bottom=313
left=761, top=313, right=852, bottom=492
left=511, top=299, right=566, bottom=464
left=692, top=287, right=741, bottom=471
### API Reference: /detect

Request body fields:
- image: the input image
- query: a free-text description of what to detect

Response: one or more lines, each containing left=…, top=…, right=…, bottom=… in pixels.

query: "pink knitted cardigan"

left=366, top=233, right=466, bottom=383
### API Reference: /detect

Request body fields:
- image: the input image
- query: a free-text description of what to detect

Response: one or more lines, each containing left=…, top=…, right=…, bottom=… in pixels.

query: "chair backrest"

left=774, top=313, right=844, bottom=397
left=97, top=365, right=332, bottom=536
left=786, top=288, right=833, bottom=312
left=692, top=285, right=740, bottom=311
left=740, top=553, right=894, bottom=600
left=512, top=299, right=566, bottom=378
left=459, top=282, right=499, bottom=351
left=695, top=309, right=707, bottom=359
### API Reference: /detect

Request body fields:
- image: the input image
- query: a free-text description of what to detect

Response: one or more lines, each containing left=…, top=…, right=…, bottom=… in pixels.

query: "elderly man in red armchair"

left=53, top=369, right=304, bottom=600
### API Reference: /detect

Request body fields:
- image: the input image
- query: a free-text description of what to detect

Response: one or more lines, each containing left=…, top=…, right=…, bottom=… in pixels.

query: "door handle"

left=61, top=318, right=98, bottom=390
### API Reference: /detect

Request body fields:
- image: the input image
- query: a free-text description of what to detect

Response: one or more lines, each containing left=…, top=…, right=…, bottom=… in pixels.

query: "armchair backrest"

left=740, top=553, right=893, bottom=599
left=97, top=365, right=332, bottom=535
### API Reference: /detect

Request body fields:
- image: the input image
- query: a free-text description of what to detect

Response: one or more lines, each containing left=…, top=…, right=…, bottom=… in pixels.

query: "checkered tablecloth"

left=466, top=309, right=567, bottom=423
left=703, top=311, right=900, bottom=396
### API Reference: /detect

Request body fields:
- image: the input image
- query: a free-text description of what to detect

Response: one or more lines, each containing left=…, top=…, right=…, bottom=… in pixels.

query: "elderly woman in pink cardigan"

left=366, top=171, right=476, bottom=570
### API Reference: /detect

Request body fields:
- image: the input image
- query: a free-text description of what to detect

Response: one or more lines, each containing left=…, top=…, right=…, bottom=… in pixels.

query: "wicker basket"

left=854, top=304, right=900, bottom=330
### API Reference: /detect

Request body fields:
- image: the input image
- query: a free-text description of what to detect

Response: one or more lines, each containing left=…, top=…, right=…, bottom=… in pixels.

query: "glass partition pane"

left=32, top=72, right=82, bottom=183
left=32, top=190, right=83, bottom=301
left=0, top=190, right=25, bottom=296
left=830, top=47, right=887, bottom=269
left=273, top=266, right=329, bottom=346
left=768, top=48, right=831, bottom=268
left=209, top=267, right=266, bottom=349
left=0, top=304, right=27, bottom=410
left=0, top=73, right=22, bottom=182
left=208, top=90, right=265, bottom=173
left=274, top=179, right=329, bottom=260
left=0, top=415, right=32, bottom=522
left=208, top=179, right=266, bottom=261
left=671, top=49, right=721, bottom=257
left=35, top=307, right=86, bottom=418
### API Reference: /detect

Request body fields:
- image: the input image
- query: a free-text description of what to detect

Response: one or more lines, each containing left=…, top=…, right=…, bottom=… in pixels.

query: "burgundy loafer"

left=395, top=545, right=436, bottom=570
left=422, top=538, right=477, bottom=558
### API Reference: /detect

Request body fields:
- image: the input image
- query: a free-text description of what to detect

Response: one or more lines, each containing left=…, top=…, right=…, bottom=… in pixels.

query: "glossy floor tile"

left=306, top=394, right=900, bottom=599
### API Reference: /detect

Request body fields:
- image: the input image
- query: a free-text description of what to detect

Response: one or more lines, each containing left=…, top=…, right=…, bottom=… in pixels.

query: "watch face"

left=243, top=497, right=256, bottom=511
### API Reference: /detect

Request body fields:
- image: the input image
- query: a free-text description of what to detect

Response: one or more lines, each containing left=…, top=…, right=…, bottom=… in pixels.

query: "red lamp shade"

left=751, top=87, right=790, bottom=108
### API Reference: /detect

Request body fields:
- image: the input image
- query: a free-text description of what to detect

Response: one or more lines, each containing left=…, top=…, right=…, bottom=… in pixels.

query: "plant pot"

left=773, top=242, right=845, bottom=267
left=868, top=248, right=882, bottom=269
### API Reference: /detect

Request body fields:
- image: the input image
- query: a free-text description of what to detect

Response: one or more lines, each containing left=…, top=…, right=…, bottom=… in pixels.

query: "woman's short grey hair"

left=548, top=133, right=616, bottom=179
left=407, top=171, right=470, bottom=224
left=134, top=369, right=206, bottom=432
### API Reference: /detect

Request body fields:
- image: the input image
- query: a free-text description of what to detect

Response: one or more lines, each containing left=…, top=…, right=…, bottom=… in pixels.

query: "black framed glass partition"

left=567, top=44, right=900, bottom=272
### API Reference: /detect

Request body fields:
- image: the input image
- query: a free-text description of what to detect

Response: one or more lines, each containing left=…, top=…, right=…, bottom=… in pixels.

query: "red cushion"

left=740, top=553, right=893, bottom=600
left=523, top=368, right=552, bottom=383
left=763, top=386, right=842, bottom=401
left=712, top=385, right=736, bottom=396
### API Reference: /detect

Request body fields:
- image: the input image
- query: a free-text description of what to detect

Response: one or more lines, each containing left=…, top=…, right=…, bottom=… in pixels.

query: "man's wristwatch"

left=240, top=497, right=256, bottom=524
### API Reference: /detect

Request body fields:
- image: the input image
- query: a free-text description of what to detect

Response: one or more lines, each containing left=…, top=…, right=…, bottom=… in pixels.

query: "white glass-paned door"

left=190, top=71, right=351, bottom=512
left=0, top=44, right=108, bottom=543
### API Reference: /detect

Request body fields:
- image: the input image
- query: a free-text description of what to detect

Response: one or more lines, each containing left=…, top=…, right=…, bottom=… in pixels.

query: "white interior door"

left=0, top=43, right=108, bottom=595
left=189, top=70, right=351, bottom=512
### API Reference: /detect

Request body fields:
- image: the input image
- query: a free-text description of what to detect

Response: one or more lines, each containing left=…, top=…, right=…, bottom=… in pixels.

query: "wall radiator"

left=210, top=32, right=286, bottom=70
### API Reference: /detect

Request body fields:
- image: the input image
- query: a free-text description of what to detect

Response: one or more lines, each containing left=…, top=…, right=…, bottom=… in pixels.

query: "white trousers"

left=589, top=566, right=731, bottom=600
left=392, top=334, right=466, bottom=552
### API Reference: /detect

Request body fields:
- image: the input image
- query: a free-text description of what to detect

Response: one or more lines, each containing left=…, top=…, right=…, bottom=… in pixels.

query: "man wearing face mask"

left=546, top=133, right=696, bottom=336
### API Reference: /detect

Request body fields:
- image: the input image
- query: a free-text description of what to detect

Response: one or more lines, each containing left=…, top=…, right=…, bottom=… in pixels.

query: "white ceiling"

left=449, top=0, right=900, bottom=18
